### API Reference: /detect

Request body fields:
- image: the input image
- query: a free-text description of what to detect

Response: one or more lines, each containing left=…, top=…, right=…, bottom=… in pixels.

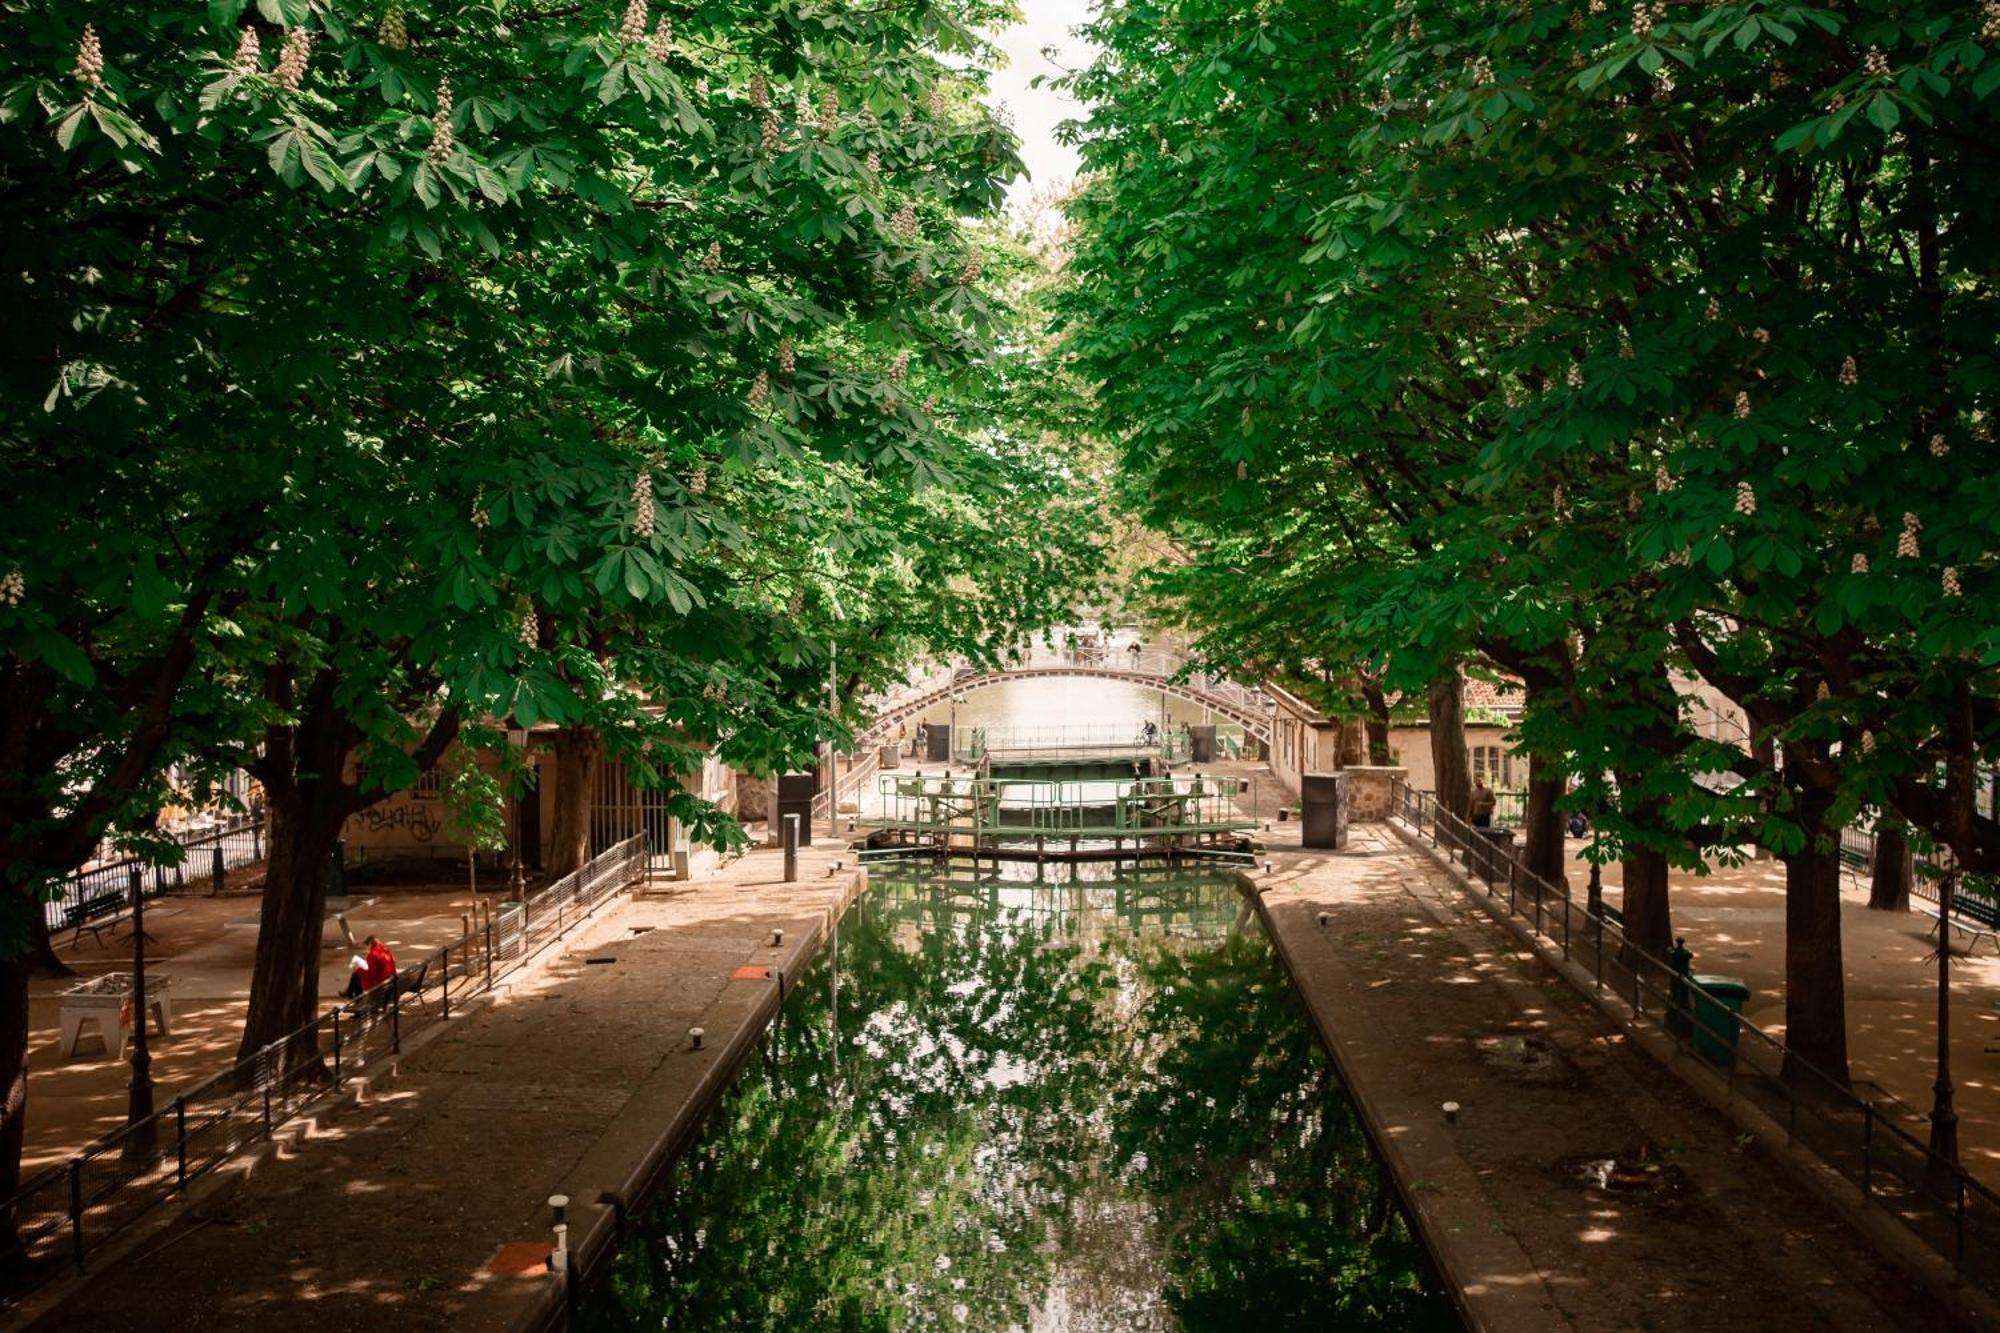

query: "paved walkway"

left=1257, top=822, right=1956, bottom=1332
left=26, top=840, right=864, bottom=1332
left=24, top=883, right=489, bottom=1173
left=1572, top=841, right=2000, bottom=1180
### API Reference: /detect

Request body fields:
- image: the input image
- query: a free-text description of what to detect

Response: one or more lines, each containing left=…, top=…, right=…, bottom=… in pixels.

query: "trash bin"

left=1472, top=826, right=1514, bottom=885
left=1689, top=975, right=1751, bottom=1066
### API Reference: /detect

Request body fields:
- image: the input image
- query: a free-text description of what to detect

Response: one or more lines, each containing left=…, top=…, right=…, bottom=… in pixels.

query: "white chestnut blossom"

left=274, top=27, right=311, bottom=91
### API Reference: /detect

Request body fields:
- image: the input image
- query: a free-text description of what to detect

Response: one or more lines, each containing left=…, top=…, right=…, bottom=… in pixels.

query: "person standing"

left=1469, top=779, right=1497, bottom=829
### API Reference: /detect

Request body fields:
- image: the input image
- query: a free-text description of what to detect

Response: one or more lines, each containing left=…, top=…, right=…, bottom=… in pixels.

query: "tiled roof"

left=1464, top=676, right=1525, bottom=713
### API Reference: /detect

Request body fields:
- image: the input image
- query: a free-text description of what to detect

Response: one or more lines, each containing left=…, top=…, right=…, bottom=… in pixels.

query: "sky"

left=981, top=0, right=1095, bottom=207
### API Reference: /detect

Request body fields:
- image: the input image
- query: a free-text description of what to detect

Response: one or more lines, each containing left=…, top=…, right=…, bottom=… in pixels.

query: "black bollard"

left=782, top=814, right=800, bottom=883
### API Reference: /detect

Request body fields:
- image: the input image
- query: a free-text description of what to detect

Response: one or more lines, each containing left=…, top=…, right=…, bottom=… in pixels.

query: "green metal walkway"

left=855, top=772, right=1261, bottom=861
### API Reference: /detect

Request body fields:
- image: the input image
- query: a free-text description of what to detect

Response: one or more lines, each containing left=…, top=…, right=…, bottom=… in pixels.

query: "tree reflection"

left=584, top=867, right=1455, bottom=1331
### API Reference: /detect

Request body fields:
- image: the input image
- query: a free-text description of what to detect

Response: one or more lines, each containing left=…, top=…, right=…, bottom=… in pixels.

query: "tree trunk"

left=1427, top=672, right=1471, bottom=821
left=235, top=799, right=344, bottom=1071
left=1782, top=787, right=1851, bottom=1088
left=1361, top=679, right=1392, bottom=765
left=546, top=725, right=601, bottom=877
left=28, top=909, right=71, bottom=979
left=1618, top=844, right=1674, bottom=970
left=0, top=937, right=30, bottom=1268
left=1520, top=750, right=1569, bottom=889
left=1868, top=823, right=1913, bottom=912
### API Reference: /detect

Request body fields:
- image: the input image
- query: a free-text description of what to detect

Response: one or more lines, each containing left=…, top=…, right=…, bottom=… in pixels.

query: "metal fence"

left=814, top=747, right=883, bottom=827
left=0, top=834, right=647, bottom=1303
left=1392, top=782, right=2000, bottom=1296
left=44, top=812, right=267, bottom=938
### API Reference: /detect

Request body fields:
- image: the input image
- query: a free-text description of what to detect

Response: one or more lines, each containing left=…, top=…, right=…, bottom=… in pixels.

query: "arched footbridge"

left=857, top=650, right=1277, bottom=746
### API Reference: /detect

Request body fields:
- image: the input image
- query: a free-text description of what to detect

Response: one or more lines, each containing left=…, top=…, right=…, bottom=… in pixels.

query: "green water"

left=583, top=862, right=1457, bottom=1332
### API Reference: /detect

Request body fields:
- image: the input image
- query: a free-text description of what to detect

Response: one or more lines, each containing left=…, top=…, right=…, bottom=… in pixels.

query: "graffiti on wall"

left=359, top=801, right=444, bottom=843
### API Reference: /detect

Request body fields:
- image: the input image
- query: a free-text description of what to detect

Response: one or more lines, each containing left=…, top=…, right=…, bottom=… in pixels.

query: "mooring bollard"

left=548, top=1193, right=570, bottom=1273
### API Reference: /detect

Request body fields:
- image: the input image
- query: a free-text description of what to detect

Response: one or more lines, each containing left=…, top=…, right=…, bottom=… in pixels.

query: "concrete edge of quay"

left=1387, top=816, right=2000, bottom=1331
left=1241, top=866, right=1561, bottom=1333
left=508, top=866, right=872, bottom=1333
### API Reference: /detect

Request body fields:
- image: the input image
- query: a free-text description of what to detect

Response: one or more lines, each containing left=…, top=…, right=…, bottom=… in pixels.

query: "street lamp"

left=507, top=726, right=528, bottom=894
left=1927, top=846, right=1961, bottom=1186
left=122, top=865, right=158, bottom=1166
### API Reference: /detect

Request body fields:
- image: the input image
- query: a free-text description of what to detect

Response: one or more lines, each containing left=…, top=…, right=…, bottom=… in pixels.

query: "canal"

left=582, top=859, right=1456, bottom=1331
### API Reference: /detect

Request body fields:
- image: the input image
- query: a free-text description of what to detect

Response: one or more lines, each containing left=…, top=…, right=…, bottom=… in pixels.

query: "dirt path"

left=1257, top=823, right=1955, bottom=1332
left=27, top=840, right=864, bottom=1332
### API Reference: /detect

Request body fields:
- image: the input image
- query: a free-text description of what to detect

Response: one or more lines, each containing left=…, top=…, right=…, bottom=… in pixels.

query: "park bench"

left=1921, top=892, right=2000, bottom=956
left=62, top=891, right=129, bottom=948
left=391, top=960, right=431, bottom=1011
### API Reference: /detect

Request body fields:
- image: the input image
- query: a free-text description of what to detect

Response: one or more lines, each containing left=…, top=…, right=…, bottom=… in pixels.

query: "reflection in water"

left=584, top=862, right=1457, bottom=1331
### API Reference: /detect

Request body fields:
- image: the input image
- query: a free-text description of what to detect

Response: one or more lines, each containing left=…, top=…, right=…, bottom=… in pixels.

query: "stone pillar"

left=1344, top=765, right=1408, bottom=822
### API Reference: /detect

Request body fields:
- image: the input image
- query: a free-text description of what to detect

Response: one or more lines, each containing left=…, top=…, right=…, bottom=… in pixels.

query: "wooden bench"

left=62, top=891, right=128, bottom=948
left=1922, top=892, right=2000, bottom=955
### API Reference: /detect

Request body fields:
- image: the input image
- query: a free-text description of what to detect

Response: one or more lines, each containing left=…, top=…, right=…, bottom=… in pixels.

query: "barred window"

left=1470, top=745, right=1512, bottom=788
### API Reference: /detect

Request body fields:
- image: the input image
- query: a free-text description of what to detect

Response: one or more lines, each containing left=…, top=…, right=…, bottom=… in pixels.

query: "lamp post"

left=507, top=726, right=528, bottom=894
left=1927, top=848, right=1961, bottom=1186
left=122, top=865, right=159, bottom=1166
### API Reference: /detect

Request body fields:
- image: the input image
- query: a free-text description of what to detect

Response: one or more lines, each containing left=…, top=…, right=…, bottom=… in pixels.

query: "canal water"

left=582, top=861, right=1456, bottom=1331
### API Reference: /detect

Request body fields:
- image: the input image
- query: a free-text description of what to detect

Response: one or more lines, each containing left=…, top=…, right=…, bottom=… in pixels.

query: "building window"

left=1470, top=745, right=1511, bottom=789
left=412, top=768, right=443, bottom=799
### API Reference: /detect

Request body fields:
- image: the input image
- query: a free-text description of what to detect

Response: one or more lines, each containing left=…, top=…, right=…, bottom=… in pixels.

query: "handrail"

left=813, top=747, right=882, bottom=825
left=855, top=645, right=1279, bottom=744
left=1391, top=780, right=2000, bottom=1292
left=0, top=834, right=648, bottom=1302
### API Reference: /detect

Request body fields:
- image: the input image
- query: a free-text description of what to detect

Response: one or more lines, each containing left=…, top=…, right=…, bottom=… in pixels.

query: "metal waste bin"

left=1472, top=826, right=1514, bottom=885
left=878, top=742, right=902, bottom=771
left=1300, top=773, right=1350, bottom=849
left=1689, top=975, right=1750, bottom=1066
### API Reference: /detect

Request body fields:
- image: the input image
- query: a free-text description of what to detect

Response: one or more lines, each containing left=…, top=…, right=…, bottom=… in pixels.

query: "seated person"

left=342, top=952, right=369, bottom=1000
left=342, top=935, right=397, bottom=1000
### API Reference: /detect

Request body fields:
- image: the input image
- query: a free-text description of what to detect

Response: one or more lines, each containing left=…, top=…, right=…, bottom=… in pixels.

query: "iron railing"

left=44, top=812, right=266, bottom=938
left=856, top=642, right=1278, bottom=746
left=813, top=747, right=883, bottom=827
left=0, top=834, right=647, bottom=1303
left=1391, top=782, right=2000, bottom=1295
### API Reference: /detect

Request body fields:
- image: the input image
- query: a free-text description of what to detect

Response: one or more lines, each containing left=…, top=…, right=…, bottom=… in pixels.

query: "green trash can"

left=1689, top=975, right=1750, bottom=1066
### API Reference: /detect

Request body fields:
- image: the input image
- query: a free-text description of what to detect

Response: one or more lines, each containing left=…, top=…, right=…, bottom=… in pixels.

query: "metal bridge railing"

left=855, top=643, right=1278, bottom=744
left=860, top=773, right=1258, bottom=846
left=813, top=747, right=883, bottom=826
left=0, top=834, right=648, bottom=1305
left=1392, top=781, right=2000, bottom=1295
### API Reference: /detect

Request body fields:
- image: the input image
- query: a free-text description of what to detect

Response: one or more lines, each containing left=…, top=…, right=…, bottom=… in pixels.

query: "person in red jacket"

left=342, top=935, right=397, bottom=1001
left=363, top=936, right=396, bottom=992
